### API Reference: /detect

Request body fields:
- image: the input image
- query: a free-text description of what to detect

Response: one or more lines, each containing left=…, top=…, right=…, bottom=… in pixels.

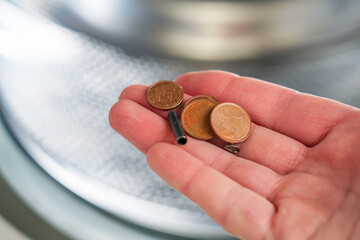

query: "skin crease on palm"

left=109, top=71, right=360, bottom=240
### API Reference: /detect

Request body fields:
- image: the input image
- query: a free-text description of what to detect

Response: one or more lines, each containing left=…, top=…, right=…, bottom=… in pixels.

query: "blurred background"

left=1, top=0, right=359, bottom=239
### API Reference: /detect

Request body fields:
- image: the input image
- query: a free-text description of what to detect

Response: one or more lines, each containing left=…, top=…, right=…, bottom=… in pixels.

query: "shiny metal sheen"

left=0, top=2, right=228, bottom=239
left=168, top=111, right=187, bottom=146
left=10, top=0, right=360, bottom=61
left=1, top=1, right=360, bottom=239
left=224, top=143, right=241, bottom=155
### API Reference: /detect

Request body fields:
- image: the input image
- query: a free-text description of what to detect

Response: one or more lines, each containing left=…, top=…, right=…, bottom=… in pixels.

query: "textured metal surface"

left=0, top=1, right=360, bottom=238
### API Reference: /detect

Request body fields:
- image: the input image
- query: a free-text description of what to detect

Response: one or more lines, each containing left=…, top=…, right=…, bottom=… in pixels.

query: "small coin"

left=146, top=81, right=184, bottom=110
left=210, top=102, right=251, bottom=144
left=184, top=95, right=220, bottom=108
left=181, top=97, right=220, bottom=140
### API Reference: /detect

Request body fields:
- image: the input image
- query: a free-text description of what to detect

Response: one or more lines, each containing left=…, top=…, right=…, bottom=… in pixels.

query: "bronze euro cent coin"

left=146, top=80, right=184, bottom=110
left=184, top=95, right=220, bottom=108
left=181, top=96, right=220, bottom=140
left=210, top=102, right=251, bottom=144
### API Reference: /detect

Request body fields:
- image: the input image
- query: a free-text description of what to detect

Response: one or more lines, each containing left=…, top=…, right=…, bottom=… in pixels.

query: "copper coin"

left=181, top=98, right=219, bottom=140
left=146, top=81, right=184, bottom=110
left=184, top=95, right=220, bottom=108
left=210, top=102, right=251, bottom=144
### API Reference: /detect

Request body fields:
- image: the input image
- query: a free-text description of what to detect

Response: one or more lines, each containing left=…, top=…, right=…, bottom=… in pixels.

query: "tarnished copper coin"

left=181, top=97, right=220, bottom=140
left=146, top=81, right=184, bottom=110
left=210, top=102, right=251, bottom=144
left=184, top=95, right=220, bottom=108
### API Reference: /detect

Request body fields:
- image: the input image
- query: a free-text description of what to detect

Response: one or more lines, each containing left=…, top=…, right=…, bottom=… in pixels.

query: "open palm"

left=109, top=71, right=360, bottom=240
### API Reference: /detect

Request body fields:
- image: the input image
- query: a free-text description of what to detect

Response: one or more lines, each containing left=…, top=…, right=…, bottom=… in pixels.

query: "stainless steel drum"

left=11, top=0, right=360, bottom=61
left=0, top=0, right=359, bottom=239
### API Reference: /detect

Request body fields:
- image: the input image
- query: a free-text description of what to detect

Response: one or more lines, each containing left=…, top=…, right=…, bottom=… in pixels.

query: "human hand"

left=109, top=71, right=360, bottom=240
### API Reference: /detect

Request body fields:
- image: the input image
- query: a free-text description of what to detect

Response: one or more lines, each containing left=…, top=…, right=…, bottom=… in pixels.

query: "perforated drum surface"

left=0, top=1, right=360, bottom=238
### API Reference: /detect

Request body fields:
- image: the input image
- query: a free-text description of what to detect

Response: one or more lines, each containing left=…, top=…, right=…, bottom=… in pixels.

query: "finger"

left=147, top=142, right=275, bottom=239
left=181, top=135, right=282, bottom=198
left=110, top=95, right=282, bottom=198
left=176, top=71, right=354, bottom=146
left=210, top=123, right=308, bottom=174
left=109, top=99, right=174, bottom=153
left=239, top=124, right=308, bottom=174
left=118, top=84, right=309, bottom=174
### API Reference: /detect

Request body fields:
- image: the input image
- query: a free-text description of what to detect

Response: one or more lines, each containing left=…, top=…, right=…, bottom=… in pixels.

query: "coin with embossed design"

left=181, top=97, right=219, bottom=140
left=210, top=102, right=251, bottom=144
left=146, top=81, right=184, bottom=110
left=184, top=95, right=219, bottom=108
